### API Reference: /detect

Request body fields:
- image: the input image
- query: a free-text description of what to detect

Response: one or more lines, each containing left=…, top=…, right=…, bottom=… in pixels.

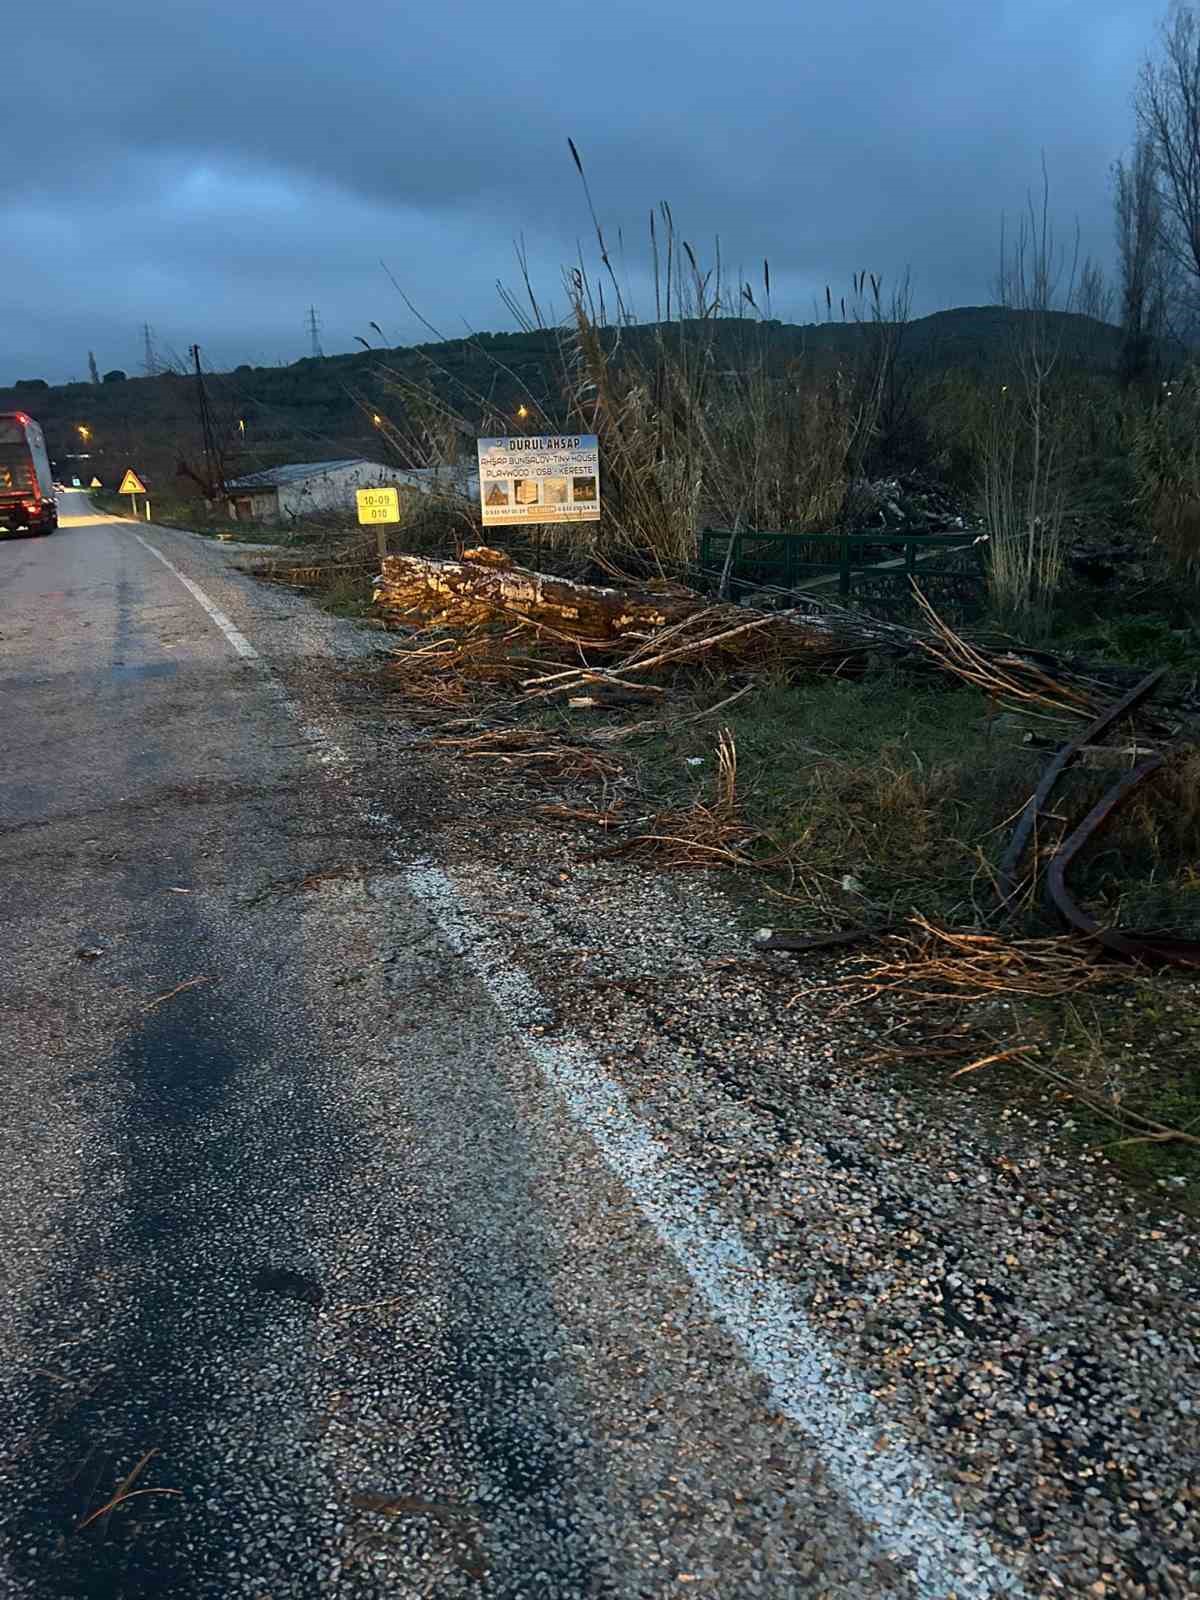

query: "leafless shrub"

left=982, top=166, right=1082, bottom=627
left=1113, top=136, right=1172, bottom=387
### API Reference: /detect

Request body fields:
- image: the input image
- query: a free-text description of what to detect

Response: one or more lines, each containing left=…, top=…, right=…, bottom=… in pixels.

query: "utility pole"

left=142, top=323, right=158, bottom=377
left=191, top=344, right=226, bottom=501
left=307, top=305, right=323, bottom=359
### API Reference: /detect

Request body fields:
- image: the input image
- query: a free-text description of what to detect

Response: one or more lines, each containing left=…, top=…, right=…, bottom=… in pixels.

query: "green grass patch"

left=536, top=665, right=1199, bottom=930
left=568, top=672, right=1037, bottom=924
left=1051, top=574, right=1200, bottom=676
left=1060, top=612, right=1200, bottom=676
left=538, top=669, right=1200, bottom=1209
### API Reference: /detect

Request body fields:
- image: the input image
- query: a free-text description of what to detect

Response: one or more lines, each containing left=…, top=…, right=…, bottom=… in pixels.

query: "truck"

left=0, top=411, right=58, bottom=535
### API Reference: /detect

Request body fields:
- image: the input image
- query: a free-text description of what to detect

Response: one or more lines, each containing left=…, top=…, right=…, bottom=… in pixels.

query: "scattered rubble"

left=844, top=471, right=971, bottom=531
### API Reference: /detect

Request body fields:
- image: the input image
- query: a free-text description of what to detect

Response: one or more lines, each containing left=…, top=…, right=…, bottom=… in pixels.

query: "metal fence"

left=697, top=527, right=987, bottom=607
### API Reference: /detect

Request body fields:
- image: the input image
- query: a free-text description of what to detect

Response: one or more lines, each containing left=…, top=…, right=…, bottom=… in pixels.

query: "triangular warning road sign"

left=89, top=477, right=102, bottom=489
left=119, top=469, right=146, bottom=495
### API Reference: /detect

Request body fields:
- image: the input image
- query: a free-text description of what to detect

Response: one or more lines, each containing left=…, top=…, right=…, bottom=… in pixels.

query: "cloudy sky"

left=3, top=0, right=1156, bottom=384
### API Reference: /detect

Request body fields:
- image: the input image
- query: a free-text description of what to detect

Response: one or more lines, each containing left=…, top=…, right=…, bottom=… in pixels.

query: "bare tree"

left=984, top=164, right=1080, bottom=625
left=88, top=350, right=101, bottom=386
left=1076, top=257, right=1114, bottom=324
left=1113, top=136, right=1170, bottom=385
left=1136, top=6, right=1200, bottom=307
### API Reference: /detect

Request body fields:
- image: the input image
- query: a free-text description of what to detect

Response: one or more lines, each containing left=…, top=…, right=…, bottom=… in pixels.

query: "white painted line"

left=131, top=530, right=260, bottom=660
left=403, top=861, right=1028, bottom=1600
left=136, top=520, right=1026, bottom=1598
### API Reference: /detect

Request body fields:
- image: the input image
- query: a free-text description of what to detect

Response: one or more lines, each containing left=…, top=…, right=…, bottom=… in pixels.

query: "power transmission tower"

left=142, top=323, right=158, bottom=376
left=190, top=344, right=226, bottom=500
left=307, top=305, right=323, bottom=358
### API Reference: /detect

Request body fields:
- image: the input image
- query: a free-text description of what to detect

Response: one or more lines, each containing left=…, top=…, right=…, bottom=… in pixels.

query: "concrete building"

left=225, top=459, right=478, bottom=523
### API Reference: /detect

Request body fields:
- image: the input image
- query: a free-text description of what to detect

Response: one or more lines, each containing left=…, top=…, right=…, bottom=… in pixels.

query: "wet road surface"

left=1, top=496, right=1195, bottom=1598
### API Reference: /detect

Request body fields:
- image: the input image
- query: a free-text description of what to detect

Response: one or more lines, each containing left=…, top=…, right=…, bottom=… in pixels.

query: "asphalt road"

left=1, top=497, right=877, bottom=1600
left=0, top=496, right=1193, bottom=1600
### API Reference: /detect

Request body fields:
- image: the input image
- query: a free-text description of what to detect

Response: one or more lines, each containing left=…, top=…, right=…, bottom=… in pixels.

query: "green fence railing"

left=698, top=527, right=987, bottom=603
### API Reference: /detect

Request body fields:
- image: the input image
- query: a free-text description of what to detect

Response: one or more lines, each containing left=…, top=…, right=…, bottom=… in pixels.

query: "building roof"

left=226, top=459, right=367, bottom=491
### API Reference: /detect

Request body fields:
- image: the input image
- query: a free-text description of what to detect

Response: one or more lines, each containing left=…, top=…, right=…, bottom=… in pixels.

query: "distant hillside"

left=0, top=306, right=1125, bottom=492
left=632, top=306, right=1125, bottom=373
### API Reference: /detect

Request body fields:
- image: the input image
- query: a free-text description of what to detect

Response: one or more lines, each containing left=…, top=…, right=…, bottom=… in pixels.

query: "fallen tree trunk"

left=374, top=547, right=700, bottom=640
left=371, top=550, right=1171, bottom=727
left=373, top=548, right=908, bottom=682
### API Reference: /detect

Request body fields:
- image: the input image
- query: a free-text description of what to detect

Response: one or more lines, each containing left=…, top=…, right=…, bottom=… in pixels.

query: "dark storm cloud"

left=3, top=0, right=1154, bottom=381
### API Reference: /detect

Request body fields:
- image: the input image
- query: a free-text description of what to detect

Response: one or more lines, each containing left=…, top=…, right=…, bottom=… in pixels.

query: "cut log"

left=375, top=550, right=1135, bottom=715
left=374, top=548, right=700, bottom=640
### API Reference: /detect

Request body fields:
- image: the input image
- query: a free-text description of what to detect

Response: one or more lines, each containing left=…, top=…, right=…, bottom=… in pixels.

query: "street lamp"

left=78, top=425, right=91, bottom=441
left=516, top=405, right=529, bottom=421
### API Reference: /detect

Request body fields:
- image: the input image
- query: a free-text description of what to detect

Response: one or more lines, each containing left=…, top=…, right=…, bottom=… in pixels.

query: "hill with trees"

left=0, top=306, right=1127, bottom=498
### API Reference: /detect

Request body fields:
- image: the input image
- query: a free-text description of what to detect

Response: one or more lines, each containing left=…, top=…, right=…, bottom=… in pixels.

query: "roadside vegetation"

left=90, top=9, right=1200, bottom=1205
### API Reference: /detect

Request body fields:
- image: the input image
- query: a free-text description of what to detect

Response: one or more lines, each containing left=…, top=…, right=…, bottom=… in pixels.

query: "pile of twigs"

left=600, top=729, right=781, bottom=871
left=519, top=603, right=884, bottom=702
left=827, top=915, right=1122, bottom=1010
left=911, top=588, right=1146, bottom=727
left=419, top=726, right=625, bottom=785
left=378, top=627, right=535, bottom=708
left=238, top=524, right=382, bottom=590
left=253, top=555, right=378, bottom=591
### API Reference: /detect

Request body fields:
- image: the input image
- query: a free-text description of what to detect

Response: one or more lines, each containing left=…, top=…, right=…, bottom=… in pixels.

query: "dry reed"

left=827, top=914, right=1122, bottom=1010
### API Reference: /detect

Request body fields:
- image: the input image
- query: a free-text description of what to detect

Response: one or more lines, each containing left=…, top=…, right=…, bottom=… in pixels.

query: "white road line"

left=132, top=531, right=260, bottom=659
left=403, top=861, right=1027, bottom=1600
left=133, top=524, right=1028, bottom=1600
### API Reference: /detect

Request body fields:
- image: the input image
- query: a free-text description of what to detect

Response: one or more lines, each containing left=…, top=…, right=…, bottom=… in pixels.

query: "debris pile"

left=845, top=471, right=970, bottom=531
left=370, top=545, right=1199, bottom=978
left=596, top=728, right=780, bottom=871
left=373, top=546, right=1175, bottom=728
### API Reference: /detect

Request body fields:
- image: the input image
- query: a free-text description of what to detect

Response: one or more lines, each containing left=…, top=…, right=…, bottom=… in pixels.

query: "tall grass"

left=367, top=147, right=1161, bottom=609
left=559, top=239, right=713, bottom=567
left=370, top=146, right=913, bottom=574
left=1131, top=365, right=1200, bottom=580
left=556, top=187, right=908, bottom=567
